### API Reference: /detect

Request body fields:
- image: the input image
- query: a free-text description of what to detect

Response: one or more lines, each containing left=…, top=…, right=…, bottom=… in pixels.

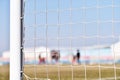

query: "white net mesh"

left=23, top=0, right=120, bottom=80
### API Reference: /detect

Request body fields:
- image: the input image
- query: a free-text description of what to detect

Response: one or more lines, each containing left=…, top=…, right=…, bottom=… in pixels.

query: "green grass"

left=0, top=65, right=9, bottom=80
left=23, top=64, right=120, bottom=80
left=1, top=64, right=120, bottom=80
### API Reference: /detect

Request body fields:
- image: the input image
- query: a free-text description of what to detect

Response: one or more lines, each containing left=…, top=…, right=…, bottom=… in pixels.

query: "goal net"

left=22, top=0, right=120, bottom=80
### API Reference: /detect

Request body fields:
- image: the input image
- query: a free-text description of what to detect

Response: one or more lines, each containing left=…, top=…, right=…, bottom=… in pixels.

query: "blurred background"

left=0, top=0, right=120, bottom=80
left=0, top=0, right=9, bottom=65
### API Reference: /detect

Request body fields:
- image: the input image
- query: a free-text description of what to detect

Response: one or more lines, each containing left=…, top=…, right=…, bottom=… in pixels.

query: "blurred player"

left=38, top=54, right=45, bottom=64
left=76, top=49, right=80, bottom=64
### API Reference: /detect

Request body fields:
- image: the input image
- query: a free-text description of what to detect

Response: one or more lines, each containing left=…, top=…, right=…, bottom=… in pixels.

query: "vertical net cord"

left=97, top=0, right=102, bottom=80
left=34, top=0, right=37, bottom=79
left=45, top=0, right=49, bottom=79
left=57, top=0, right=61, bottom=80
left=69, top=0, right=74, bottom=80
left=23, top=0, right=30, bottom=79
left=83, top=0, right=87, bottom=80
left=112, top=0, right=117, bottom=79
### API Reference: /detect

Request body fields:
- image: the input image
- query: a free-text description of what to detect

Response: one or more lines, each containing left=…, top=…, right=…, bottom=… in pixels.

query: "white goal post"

left=10, top=0, right=23, bottom=80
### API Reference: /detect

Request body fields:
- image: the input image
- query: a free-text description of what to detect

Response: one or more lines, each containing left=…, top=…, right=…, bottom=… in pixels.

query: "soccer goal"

left=10, top=0, right=120, bottom=80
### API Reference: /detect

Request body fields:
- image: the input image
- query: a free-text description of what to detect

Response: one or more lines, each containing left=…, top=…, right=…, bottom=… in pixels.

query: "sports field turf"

left=0, top=64, right=120, bottom=80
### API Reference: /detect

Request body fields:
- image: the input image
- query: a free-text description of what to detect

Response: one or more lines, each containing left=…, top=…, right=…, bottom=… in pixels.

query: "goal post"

left=10, top=0, right=23, bottom=80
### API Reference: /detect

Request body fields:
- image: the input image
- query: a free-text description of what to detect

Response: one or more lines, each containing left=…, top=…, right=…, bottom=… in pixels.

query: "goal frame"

left=10, top=0, right=23, bottom=80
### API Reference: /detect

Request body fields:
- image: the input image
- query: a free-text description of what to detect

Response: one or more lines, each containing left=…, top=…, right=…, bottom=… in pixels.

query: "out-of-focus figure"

left=51, top=50, right=60, bottom=64
left=76, top=49, right=81, bottom=64
left=38, top=54, right=45, bottom=64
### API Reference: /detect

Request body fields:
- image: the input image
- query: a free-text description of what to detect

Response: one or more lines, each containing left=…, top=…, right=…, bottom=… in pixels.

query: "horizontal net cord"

left=25, top=5, right=120, bottom=15
left=23, top=43, right=115, bottom=48
left=23, top=50, right=118, bottom=53
left=94, top=77, right=120, bottom=80
left=22, top=45, right=117, bottom=51
left=23, top=65, right=120, bottom=69
left=24, top=36, right=119, bottom=41
left=24, top=20, right=120, bottom=28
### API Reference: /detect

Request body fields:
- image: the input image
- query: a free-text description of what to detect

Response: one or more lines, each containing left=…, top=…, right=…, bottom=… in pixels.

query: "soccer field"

left=23, top=64, right=120, bottom=80
left=0, top=65, right=9, bottom=80
left=1, top=64, right=120, bottom=80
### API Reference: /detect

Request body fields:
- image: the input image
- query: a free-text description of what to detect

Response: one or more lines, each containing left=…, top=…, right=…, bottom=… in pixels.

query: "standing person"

left=72, top=55, right=77, bottom=64
left=76, top=49, right=80, bottom=64
left=38, top=54, right=41, bottom=64
left=38, top=54, right=45, bottom=64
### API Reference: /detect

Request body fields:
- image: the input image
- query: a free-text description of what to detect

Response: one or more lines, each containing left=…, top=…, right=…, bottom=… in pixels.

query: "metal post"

left=10, top=0, right=23, bottom=80
left=20, top=0, right=24, bottom=80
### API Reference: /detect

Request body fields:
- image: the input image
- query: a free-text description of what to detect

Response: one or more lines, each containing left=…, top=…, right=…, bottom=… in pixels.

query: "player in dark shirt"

left=76, top=49, right=80, bottom=64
